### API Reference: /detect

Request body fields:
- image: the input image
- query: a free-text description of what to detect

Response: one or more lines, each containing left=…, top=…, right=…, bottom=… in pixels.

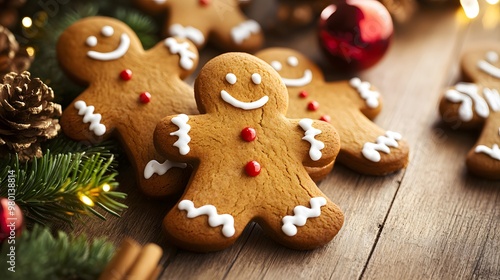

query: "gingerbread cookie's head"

left=194, top=52, right=288, bottom=115
left=57, top=16, right=170, bottom=84
left=258, top=48, right=324, bottom=88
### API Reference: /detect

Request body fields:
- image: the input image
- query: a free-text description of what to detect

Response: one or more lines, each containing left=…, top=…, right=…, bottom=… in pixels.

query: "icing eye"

left=271, top=61, right=282, bottom=71
left=226, top=73, right=237, bottom=84
left=251, top=73, right=261, bottom=85
left=287, top=56, right=298, bottom=67
left=486, top=51, right=499, bottom=63
left=86, top=36, right=97, bottom=47
left=101, top=26, right=114, bottom=37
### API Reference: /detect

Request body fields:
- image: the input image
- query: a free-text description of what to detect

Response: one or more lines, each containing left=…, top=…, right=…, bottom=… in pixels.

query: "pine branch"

left=0, top=224, right=115, bottom=279
left=0, top=142, right=127, bottom=227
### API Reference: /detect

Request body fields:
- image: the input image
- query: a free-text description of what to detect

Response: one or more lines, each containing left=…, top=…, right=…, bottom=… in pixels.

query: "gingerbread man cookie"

left=58, top=17, right=199, bottom=197
left=154, top=52, right=344, bottom=252
left=439, top=47, right=500, bottom=179
left=256, top=48, right=410, bottom=178
left=134, top=0, right=263, bottom=51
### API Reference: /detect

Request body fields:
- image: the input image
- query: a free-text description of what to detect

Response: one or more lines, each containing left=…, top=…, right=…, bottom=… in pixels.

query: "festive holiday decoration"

left=318, top=0, right=394, bottom=71
left=0, top=25, right=32, bottom=77
left=0, top=197, right=24, bottom=243
left=0, top=136, right=126, bottom=226
left=0, top=71, right=61, bottom=162
left=0, top=0, right=26, bottom=28
left=99, top=238, right=163, bottom=280
left=0, top=225, right=115, bottom=279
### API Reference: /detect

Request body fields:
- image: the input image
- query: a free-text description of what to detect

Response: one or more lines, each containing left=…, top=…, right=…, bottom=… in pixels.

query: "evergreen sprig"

left=0, top=137, right=127, bottom=227
left=0, top=225, right=115, bottom=280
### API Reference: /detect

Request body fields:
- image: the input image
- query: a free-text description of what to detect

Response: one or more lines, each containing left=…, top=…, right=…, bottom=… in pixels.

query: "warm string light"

left=461, top=0, right=499, bottom=19
left=102, top=184, right=111, bottom=192
left=22, top=17, right=32, bottom=28
left=79, top=194, right=95, bottom=207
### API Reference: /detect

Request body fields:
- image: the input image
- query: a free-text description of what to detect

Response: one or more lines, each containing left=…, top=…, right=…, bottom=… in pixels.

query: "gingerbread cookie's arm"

left=150, top=36, right=199, bottom=80
left=60, top=89, right=115, bottom=143
left=466, top=111, right=500, bottom=180
left=154, top=114, right=201, bottom=163
left=165, top=11, right=211, bottom=49
left=291, top=118, right=340, bottom=168
left=341, top=78, right=383, bottom=119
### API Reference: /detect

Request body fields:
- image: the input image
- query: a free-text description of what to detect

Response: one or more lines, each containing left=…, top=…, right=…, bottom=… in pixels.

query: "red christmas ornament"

left=199, top=0, right=211, bottom=6
left=299, top=90, right=309, bottom=98
left=139, top=92, right=152, bottom=104
left=245, top=160, right=261, bottom=177
left=241, top=127, right=256, bottom=142
left=120, top=69, right=132, bottom=81
left=318, top=0, right=393, bottom=71
left=320, top=115, right=331, bottom=122
left=307, top=100, right=319, bottom=111
left=0, top=198, right=24, bottom=243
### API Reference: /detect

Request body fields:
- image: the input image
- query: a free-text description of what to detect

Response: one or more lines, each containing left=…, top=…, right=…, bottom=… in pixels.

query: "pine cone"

left=0, top=71, right=62, bottom=161
left=0, top=25, right=32, bottom=77
left=0, top=0, right=26, bottom=27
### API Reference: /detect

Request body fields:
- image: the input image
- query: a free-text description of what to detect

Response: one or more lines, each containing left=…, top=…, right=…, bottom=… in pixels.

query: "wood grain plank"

left=363, top=5, right=500, bottom=280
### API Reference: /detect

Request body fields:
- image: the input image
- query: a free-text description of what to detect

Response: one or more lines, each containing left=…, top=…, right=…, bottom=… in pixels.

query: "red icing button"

left=299, top=90, right=308, bottom=98
left=320, top=115, right=331, bottom=122
left=241, top=127, right=256, bottom=142
left=139, top=92, right=151, bottom=104
left=307, top=100, right=319, bottom=111
left=199, top=0, right=211, bottom=6
left=120, top=69, right=132, bottom=81
left=245, top=161, right=261, bottom=177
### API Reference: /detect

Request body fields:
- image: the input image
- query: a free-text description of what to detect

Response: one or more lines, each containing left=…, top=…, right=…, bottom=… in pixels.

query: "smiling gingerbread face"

left=194, top=52, right=288, bottom=115
left=57, top=17, right=144, bottom=84
left=261, top=49, right=323, bottom=88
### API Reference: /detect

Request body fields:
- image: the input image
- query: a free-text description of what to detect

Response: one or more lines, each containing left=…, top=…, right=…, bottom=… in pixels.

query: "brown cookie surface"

left=154, top=52, right=344, bottom=252
left=134, top=0, right=263, bottom=51
left=58, top=17, right=199, bottom=197
left=439, top=47, right=500, bottom=179
left=256, top=48, right=410, bottom=177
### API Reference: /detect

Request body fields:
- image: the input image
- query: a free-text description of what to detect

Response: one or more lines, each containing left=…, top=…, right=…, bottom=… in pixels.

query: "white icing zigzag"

left=169, top=24, right=205, bottom=46
left=477, top=51, right=500, bottom=79
left=143, top=159, right=187, bottom=179
left=445, top=83, right=490, bottom=121
left=164, top=37, right=197, bottom=70
left=170, top=114, right=191, bottom=155
left=349, top=77, right=380, bottom=109
left=74, top=100, right=106, bottom=136
left=362, top=131, right=402, bottom=163
left=282, top=197, right=327, bottom=237
left=475, top=128, right=500, bottom=161
left=178, top=200, right=235, bottom=238
left=299, top=119, right=324, bottom=161
left=231, top=20, right=260, bottom=45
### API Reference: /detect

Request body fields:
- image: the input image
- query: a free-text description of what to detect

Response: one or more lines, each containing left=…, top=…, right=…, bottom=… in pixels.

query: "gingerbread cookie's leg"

left=163, top=166, right=246, bottom=252
left=335, top=110, right=409, bottom=176
left=259, top=183, right=344, bottom=250
left=116, top=120, right=190, bottom=198
left=466, top=111, right=500, bottom=179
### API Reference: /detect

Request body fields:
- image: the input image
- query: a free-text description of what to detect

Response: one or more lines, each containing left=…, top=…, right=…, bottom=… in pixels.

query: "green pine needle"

left=0, top=225, right=115, bottom=280
left=0, top=137, right=127, bottom=227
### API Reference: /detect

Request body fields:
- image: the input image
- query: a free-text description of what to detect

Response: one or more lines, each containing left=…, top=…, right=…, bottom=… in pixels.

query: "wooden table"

left=70, top=3, right=500, bottom=279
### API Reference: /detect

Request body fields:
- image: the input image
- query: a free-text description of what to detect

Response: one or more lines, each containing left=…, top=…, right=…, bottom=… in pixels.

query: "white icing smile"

left=281, top=70, right=313, bottom=87
left=221, top=90, right=269, bottom=110
left=477, top=51, right=500, bottom=79
left=86, top=26, right=131, bottom=61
